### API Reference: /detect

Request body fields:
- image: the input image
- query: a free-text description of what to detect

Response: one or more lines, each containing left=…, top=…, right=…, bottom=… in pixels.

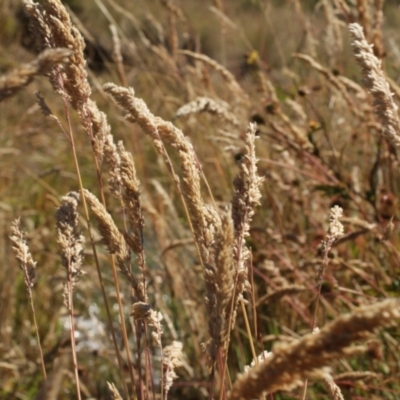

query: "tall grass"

left=1, top=0, right=400, bottom=399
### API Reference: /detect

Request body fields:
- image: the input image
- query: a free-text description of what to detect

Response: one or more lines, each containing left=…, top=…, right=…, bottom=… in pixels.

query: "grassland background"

left=2, top=0, right=400, bottom=399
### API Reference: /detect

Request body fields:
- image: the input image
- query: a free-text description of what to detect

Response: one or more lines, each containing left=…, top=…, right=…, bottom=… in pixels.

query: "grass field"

left=1, top=0, right=400, bottom=399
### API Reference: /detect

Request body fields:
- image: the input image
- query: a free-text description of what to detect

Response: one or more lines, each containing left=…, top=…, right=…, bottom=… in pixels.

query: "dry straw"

left=349, top=22, right=400, bottom=147
left=103, top=133, right=123, bottom=198
left=321, top=0, right=343, bottom=68
left=110, top=24, right=127, bottom=86
left=103, top=83, right=217, bottom=270
left=293, top=53, right=363, bottom=118
left=130, top=302, right=163, bottom=347
left=356, top=0, right=371, bottom=39
left=10, top=219, right=47, bottom=379
left=162, top=341, right=184, bottom=399
left=321, top=374, right=345, bottom=400
left=23, top=0, right=91, bottom=111
left=179, top=49, right=250, bottom=106
left=23, top=4, right=132, bottom=395
left=215, top=123, right=263, bottom=379
left=83, top=189, right=145, bottom=302
left=10, top=219, right=37, bottom=290
left=104, top=81, right=264, bottom=369
left=256, top=284, right=306, bottom=306
left=56, top=192, right=85, bottom=303
left=317, top=205, right=344, bottom=285
left=107, top=382, right=123, bottom=400
left=263, top=77, right=313, bottom=150
left=371, top=0, right=385, bottom=59
left=118, top=141, right=144, bottom=255
left=55, top=191, right=85, bottom=400
left=228, top=298, right=400, bottom=400
left=175, top=96, right=240, bottom=127
left=33, top=351, right=70, bottom=400
left=299, top=205, right=345, bottom=399
left=203, top=207, right=235, bottom=363
left=0, top=48, right=71, bottom=102
left=334, top=371, right=380, bottom=381
left=230, top=123, right=263, bottom=316
left=23, top=0, right=109, bottom=155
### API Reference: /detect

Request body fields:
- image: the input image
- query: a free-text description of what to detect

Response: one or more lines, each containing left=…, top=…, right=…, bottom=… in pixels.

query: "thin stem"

left=67, top=280, right=82, bottom=400
left=219, top=235, right=245, bottom=400
left=135, top=322, right=145, bottom=400
left=27, top=287, right=47, bottom=380
left=144, top=329, right=156, bottom=400
left=200, top=169, right=217, bottom=210
left=301, top=238, right=333, bottom=400
left=240, top=300, right=257, bottom=365
left=249, top=253, right=259, bottom=349
left=160, top=344, right=164, bottom=400
left=217, top=350, right=227, bottom=400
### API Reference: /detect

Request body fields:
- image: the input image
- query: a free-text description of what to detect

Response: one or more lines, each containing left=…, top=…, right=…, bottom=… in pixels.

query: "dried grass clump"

left=228, top=298, right=400, bottom=400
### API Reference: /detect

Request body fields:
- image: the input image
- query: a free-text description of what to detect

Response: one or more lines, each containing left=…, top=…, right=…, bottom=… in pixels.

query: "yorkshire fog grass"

left=2, top=0, right=400, bottom=399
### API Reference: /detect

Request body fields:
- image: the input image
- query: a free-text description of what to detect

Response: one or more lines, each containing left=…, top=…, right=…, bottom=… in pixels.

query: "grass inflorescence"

left=2, top=0, right=400, bottom=399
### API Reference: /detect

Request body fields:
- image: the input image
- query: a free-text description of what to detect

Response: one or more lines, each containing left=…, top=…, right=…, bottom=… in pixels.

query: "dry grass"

left=2, top=1, right=400, bottom=399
